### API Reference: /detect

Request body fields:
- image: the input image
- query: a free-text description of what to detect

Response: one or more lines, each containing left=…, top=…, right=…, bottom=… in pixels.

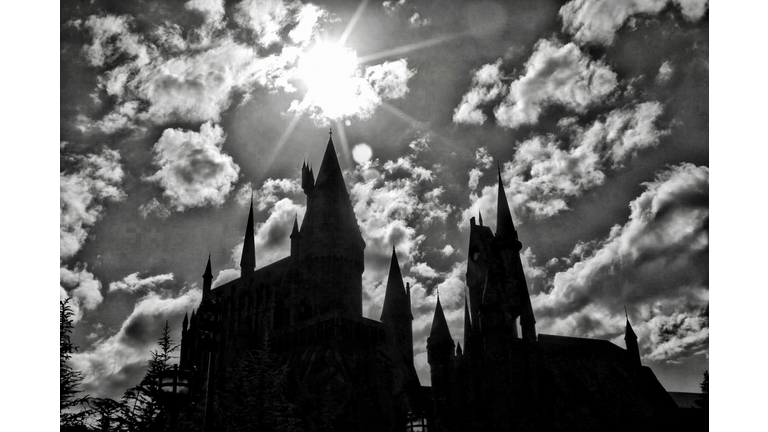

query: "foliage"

left=695, top=370, right=708, bottom=410
left=215, top=334, right=303, bottom=432
left=121, top=321, right=179, bottom=432
left=61, top=298, right=91, bottom=429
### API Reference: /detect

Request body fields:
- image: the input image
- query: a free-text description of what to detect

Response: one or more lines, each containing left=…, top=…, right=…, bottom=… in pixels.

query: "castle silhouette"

left=178, top=132, right=677, bottom=431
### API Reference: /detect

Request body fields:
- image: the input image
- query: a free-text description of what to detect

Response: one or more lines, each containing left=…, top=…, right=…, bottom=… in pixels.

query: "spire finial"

left=624, top=306, right=628, bottom=319
left=329, top=126, right=333, bottom=138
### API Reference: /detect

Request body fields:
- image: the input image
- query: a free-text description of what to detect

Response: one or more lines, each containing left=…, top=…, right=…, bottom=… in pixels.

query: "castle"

left=178, top=132, right=677, bottom=431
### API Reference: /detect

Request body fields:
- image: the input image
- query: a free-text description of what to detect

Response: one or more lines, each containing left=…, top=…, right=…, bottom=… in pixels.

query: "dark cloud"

left=145, top=122, right=240, bottom=211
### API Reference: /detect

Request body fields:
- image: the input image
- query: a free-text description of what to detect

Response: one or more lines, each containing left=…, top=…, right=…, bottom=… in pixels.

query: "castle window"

left=405, top=412, right=428, bottom=431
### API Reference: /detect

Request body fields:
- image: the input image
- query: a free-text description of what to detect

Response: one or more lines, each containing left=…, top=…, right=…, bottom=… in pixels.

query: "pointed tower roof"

left=182, top=312, right=189, bottom=332
left=496, top=162, right=517, bottom=240
left=314, top=130, right=346, bottom=190
left=429, top=295, right=454, bottom=346
left=624, top=307, right=637, bottom=340
left=240, top=197, right=256, bottom=274
left=203, top=254, right=213, bottom=279
left=290, top=214, right=300, bottom=237
left=381, top=247, right=412, bottom=322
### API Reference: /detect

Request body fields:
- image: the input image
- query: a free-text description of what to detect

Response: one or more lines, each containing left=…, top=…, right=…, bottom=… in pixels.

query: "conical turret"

left=624, top=307, right=641, bottom=369
left=203, top=254, right=213, bottom=298
left=427, top=295, right=455, bottom=365
left=380, top=247, right=413, bottom=323
left=290, top=214, right=300, bottom=260
left=495, top=163, right=517, bottom=242
left=240, top=198, right=255, bottom=279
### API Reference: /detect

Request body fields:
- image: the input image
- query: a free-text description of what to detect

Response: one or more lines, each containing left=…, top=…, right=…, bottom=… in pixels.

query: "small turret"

left=240, top=198, right=256, bottom=280
left=381, top=247, right=415, bottom=365
left=427, top=295, right=455, bottom=364
left=203, top=254, right=213, bottom=298
left=301, top=161, right=314, bottom=195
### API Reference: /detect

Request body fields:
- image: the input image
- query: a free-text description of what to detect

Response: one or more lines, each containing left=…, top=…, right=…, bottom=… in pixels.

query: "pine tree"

left=695, top=370, right=709, bottom=410
left=61, top=298, right=90, bottom=429
left=122, top=321, right=179, bottom=432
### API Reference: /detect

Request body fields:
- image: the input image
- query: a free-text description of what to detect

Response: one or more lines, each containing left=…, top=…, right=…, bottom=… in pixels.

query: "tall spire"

left=380, top=247, right=412, bottom=323
left=240, top=197, right=256, bottom=279
left=314, top=129, right=345, bottom=189
left=496, top=162, right=516, bottom=240
left=624, top=307, right=641, bottom=369
left=203, top=254, right=213, bottom=297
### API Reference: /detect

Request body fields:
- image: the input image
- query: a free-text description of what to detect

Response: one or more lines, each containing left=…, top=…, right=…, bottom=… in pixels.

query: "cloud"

left=559, top=0, right=709, bottom=46
left=78, top=4, right=326, bottom=130
left=60, top=265, right=104, bottom=323
left=108, top=272, right=175, bottom=293
left=289, top=57, right=417, bottom=124
left=494, top=39, right=618, bottom=128
left=454, top=39, right=618, bottom=129
left=462, top=101, right=667, bottom=221
left=452, top=60, right=505, bottom=125
left=138, top=198, right=171, bottom=219
left=253, top=178, right=303, bottom=210
left=185, top=0, right=225, bottom=26
left=235, top=0, right=324, bottom=47
left=145, top=122, right=240, bottom=211
left=61, top=149, right=125, bottom=260
left=70, top=288, right=202, bottom=400
left=230, top=197, right=307, bottom=270
left=530, top=163, right=708, bottom=361
left=656, top=60, right=674, bottom=84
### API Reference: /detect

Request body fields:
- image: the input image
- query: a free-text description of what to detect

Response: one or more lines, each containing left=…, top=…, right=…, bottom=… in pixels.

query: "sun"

left=295, top=42, right=375, bottom=121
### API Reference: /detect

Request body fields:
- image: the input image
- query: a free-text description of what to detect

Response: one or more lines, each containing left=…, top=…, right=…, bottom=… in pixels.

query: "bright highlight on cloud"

left=290, top=42, right=416, bottom=124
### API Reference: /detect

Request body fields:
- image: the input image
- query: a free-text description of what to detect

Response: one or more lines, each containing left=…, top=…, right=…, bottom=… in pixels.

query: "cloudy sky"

left=58, top=0, right=710, bottom=401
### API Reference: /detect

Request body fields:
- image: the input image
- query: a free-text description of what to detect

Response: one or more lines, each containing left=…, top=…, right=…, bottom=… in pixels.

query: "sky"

left=59, top=0, right=710, bottom=401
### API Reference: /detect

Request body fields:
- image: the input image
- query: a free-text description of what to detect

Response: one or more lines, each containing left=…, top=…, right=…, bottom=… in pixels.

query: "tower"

left=464, top=164, right=537, bottom=345
left=297, top=130, right=365, bottom=319
left=380, top=247, right=414, bottom=366
left=202, top=254, right=213, bottom=299
left=427, top=295, right=457, bottom=432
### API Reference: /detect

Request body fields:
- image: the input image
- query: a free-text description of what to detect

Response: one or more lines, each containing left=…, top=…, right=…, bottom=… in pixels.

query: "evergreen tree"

left=61, top=298, right=90, bottom=429
left=695, top=370, right=709, bottom=410
left=122, top=321, right=179, bottom=432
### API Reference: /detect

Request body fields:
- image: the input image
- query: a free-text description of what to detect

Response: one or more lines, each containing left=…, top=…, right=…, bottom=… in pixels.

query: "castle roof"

left=495, top=163, right=517, bottom=240
left=428, top=295, right=454, bottom=347
left=380, top=247, right=413, bottom=323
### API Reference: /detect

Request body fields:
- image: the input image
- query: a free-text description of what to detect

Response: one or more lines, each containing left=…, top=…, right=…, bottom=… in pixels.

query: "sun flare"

left=295, top=42, right=377, bottom=121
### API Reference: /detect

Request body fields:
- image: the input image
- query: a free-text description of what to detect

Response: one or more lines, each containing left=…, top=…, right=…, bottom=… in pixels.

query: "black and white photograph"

left=55, top=0, right=716, bottom=430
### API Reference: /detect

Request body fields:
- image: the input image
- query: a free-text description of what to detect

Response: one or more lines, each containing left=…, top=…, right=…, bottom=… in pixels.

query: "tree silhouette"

left=122, top=321, right=179, bottom=432
left=695, top=370, right=709, bottom=410
left=61, top=298, right=90, bottom=430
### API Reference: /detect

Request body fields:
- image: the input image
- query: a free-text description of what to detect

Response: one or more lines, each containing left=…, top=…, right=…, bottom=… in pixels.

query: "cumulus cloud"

left=560, top=0, right=709, bottom=46
left=531, top=163, right=708, bottom=361
left=230, top=198, right=307, bottom=270
left=253, top=178, right=303, bottom=210
left=61, top=265, right=104, bottom=323
left=145, top=122, right=240, bottom=211
left=454, top=40, right=618, bottom=129
left=78, top=2, right=327, bottom=130
left=70, top=289, right=202, bottom=400
left=109, top=272, right=175, bottom=293
left=463, top=101, right=667, bottom=221
left=452, top=61, right=505, bottom=125
left=61, top=149, right=125, bottom=260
